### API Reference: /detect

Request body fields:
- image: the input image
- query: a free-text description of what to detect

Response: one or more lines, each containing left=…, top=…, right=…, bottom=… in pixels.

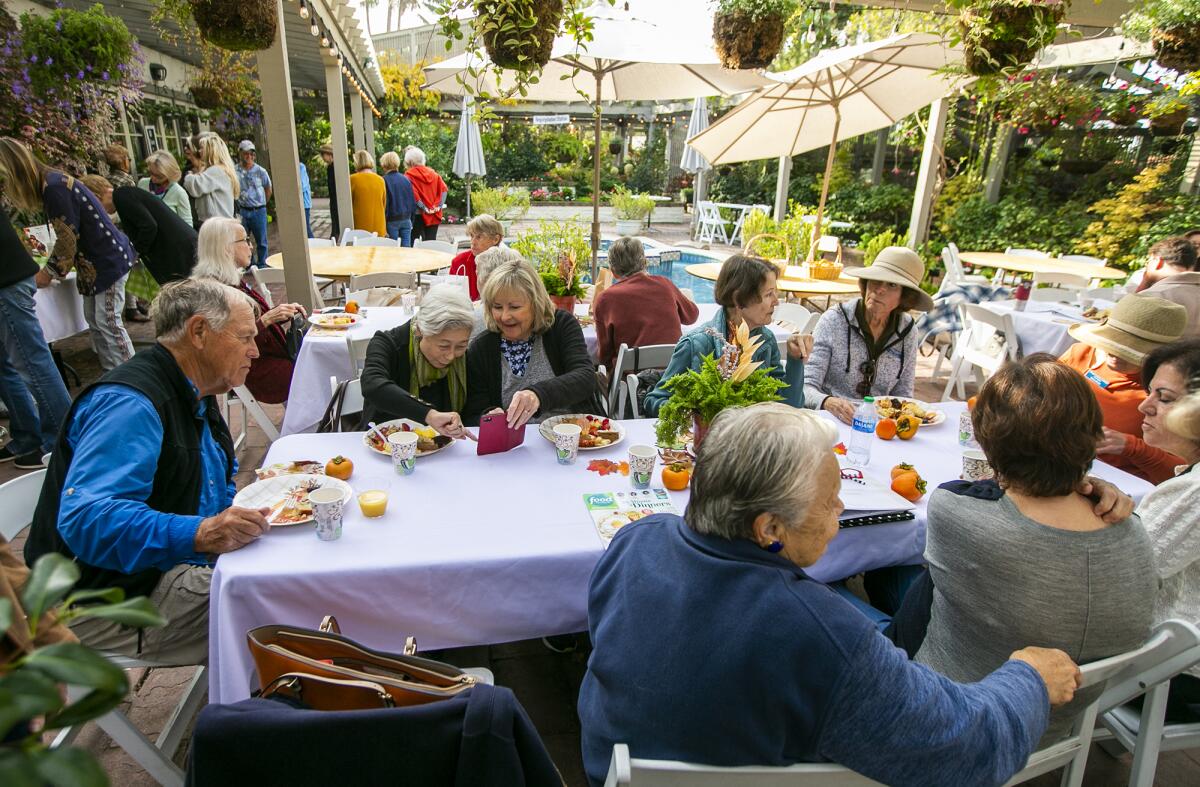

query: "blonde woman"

left=183, top=133, right=239, bottom=223
left=138, top=150, right=192, bottom=225
left=380, top=150, right=415, bottom=245
left=348, top=149, right=386, bottom=237
left=0, top=137, right=134, bottom=371
left=464, top=258, right=598, bottom=427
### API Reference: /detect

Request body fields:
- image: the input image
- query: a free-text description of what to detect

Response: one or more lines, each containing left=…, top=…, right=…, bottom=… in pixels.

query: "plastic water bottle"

left=846, top=396, right=876, bottom=468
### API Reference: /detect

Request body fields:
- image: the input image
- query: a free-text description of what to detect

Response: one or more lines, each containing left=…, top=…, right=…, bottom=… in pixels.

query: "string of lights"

left=290, top=0, right=381, bottom=117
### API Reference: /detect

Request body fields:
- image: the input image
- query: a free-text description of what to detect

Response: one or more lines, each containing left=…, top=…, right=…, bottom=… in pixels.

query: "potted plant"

left=473, top=0, right=564, bottom=70
left=0, top=553, right=165, bottom=781
left=1103, top=91, right=1142, bottom=127
left=654, top=322, right=786, bottom=449
left=17, top=5, right=136, bottom=94
left=608, top=139, right=623, bottom=155
left=512, top=219, right=590, bottom=311
left=1146, top=94, right=1192, bottom=136
left=1123, top=0, right=1200, bottom=75
left=609, top=188, right=655, bottom=236
left=953, top=0, right=1067, bottom=77
left=190, top=0, right=277, bottom=51
left=712, top=0, right=797, bottom=70
left=991, top=72, right=1103, bottom=135
left=470, top=186, right=531, bottom=233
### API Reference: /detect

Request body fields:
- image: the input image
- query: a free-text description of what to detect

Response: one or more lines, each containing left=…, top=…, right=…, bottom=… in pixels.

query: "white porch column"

left=906, top=97, right=948, bottom=249
left=350, top=92, right=366, bottom=152
left=984, top=125, right=1015, bottom=204
left=773, top=155, right=792, bottom=222
left=325, top=57, right=354, bottom=237
left=1181, top=131, right=1200, bottom=196
left=257, top=0, right=315, bottom=311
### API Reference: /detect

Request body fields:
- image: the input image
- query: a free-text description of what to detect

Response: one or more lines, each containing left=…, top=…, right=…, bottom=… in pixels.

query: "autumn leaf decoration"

left=729, top=320, right=764, bottom=383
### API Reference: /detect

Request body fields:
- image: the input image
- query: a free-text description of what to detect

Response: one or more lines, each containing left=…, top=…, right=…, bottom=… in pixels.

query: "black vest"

left=24, top=344, right=236, bottom=598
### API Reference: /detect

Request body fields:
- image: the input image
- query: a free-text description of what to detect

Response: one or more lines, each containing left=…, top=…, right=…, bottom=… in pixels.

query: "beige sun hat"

left=842, top=246, right=934, bottom=312
left=1068, top=293, right=1187, bottom=365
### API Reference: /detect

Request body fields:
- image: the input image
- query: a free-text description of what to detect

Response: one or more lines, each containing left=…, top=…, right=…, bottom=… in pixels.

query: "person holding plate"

left=803, top=246, right=933, bottom=424
left=361, top=285, right=476, bottom=439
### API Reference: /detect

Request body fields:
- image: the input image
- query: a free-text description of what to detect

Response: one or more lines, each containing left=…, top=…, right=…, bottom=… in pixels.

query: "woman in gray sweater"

left=917, top=353, right=1156, bottom=741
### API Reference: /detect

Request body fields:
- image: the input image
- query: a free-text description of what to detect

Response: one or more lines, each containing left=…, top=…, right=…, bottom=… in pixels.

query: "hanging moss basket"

left=608, top=140, right=623, bottom=155
left=1151, top=25, right=1200, bottom=75
left=1150, top=108, right=1190, bottom=137
left=475, top=0, right=563, bottom=71
left=190, top=84, right=224, bottom=110
left=958, top=1, right=1066, bottom=77
left=712, top=9, right=786, bottom=70
left=190, top=0, right=277, bottom=52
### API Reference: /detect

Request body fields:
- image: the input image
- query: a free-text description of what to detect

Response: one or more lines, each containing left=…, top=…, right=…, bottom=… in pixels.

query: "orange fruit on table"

left=661, top=464, right=691, bottom=491
left=967, top=395, right=977, bottom=411
left=325, top=455, right=354, bottom=480
left=895, top=414, right=920, bottom=440
left=891, top=471, right=927, bottom=502
left=890, top=462, right=916, bottom=480
left=875, top=418, right=897, bottom=440
left=345, top=300, right=360, bottom=314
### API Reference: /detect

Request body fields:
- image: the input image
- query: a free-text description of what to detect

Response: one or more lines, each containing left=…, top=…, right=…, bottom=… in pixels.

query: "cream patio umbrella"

left=679, top=97, right=712, bottom=235
left=423, top=4, right=770, bottom=277
left=686, top=32, right=967, bottom=260
left=453, top=96, right=487, bottom=218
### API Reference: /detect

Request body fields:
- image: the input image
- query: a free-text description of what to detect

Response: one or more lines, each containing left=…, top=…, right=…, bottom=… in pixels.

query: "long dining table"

left=956, top=251, right=1127, bottom=281
left=208, top=402, right=1150, bottom=703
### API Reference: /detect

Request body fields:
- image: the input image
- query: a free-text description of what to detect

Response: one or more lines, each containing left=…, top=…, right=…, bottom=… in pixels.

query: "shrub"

left=825, top=181, right=913, bottom=241
left=1079, top=163, right=1175, bottom=268
left=609, top=188, right=655, bottom=220
left=20, top=4, right=136, bottom=93
left=471, top=186, right=531, bottom=221
left=512, top=219, right=590, bottom=295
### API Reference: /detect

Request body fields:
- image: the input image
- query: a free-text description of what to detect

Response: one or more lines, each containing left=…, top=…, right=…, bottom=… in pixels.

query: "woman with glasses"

left=803, top=247, right=933, bottom=424
left=191, top=217, right=306, bottom=403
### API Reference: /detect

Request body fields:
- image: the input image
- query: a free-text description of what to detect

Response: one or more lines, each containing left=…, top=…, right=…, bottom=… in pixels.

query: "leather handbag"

left=247, top=616, right=477, bottom=711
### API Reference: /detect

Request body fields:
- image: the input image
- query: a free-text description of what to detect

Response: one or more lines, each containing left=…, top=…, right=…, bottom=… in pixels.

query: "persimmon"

left=875, top=417, right=898, bottom=440
left=890, top=462, right=916, bottom=480
left=345, top=300, right=360, bottom=314
left=891, top=471, right=927, bottom=502
left=896, top=414, right=920, bottom=440
left=967, top=395, right=977, bottom=411
left=325, top=455, right=354, bottom=480
left=661, top=463, right=691, bottom=491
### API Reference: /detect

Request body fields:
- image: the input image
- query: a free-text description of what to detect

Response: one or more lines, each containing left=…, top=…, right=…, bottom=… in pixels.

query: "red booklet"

left=476, top=414, right=526, bottom=456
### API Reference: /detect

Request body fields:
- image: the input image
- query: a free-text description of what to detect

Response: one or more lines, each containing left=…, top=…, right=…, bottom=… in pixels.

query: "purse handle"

left=260, top=671, right=396, bottom=708
left=320, top=615, right=417, bottom=655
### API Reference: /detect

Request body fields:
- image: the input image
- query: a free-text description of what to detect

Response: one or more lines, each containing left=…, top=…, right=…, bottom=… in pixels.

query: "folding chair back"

left=340, top=228, right=376, bottom=246
left=1058, top=253, right=1106, bottom=266
left=346, top=335, right=373, bottom=377
left=1004, top=247, right=1050, bottom=258
left=940, top=244, right=989, bottom=288
left=695, top=201, right=729, bottom=245
left=414, top=239, right=457, bottom=254
left=605, top=743, right=882, bottom=786
left=349, top=272, right=416, bottom=291
left=249, top=266, right=326, bottom=310
left=0, top=469, right=47, bottom=540
left=941, top=303, right=1019, bottom=401
left=1031, top=271, right=1089, bottom=291
left=610, top=343, right=675, bottom=416
left=352, top=236, right=399, bottom=247
left=774, top=302, right=816, bottom=334
left=307, top=238, right=335, bottom=248
left=330, top=376, right=364, bottom=431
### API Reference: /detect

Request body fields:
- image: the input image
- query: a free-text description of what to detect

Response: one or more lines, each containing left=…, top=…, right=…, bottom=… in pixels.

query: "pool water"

left=596, top=238, right=720, bottom=304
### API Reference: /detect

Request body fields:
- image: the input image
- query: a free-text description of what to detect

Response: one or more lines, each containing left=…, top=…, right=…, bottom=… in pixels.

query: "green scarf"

left=409, top=327, right=467, bottom=413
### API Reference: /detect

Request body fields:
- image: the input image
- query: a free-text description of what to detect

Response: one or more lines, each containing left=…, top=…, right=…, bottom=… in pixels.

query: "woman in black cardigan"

left=464, top=258, right=598, bottom=427
left=361, top=285, right=476, bottom=437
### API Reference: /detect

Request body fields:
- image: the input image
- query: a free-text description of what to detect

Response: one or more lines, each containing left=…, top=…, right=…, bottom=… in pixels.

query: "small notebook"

left=837, top=465, right=916, bottom=529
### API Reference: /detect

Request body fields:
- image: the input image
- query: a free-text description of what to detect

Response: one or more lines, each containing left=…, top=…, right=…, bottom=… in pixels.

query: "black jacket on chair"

left=112, top=186, right=198, bottom=284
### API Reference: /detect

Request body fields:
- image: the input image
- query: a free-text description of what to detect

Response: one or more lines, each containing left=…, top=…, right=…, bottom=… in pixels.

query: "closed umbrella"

left=424, top=4, right=770, bottom=277
left=679, top=97, right=712, bottom=236
left=452, top=96, right=487, bottom=218
left=687, top=33, right=967, bottom=259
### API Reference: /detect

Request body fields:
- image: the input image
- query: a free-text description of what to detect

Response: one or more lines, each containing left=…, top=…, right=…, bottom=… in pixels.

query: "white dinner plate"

left=873, top=396, right=946, bottom=427
left=308, top=312, right=362, bottom=329
left=363, top=418, right=454, bottom=457
left=232, top=473, right=353, bottom=527
left=538, top=414, right=626, bottom=451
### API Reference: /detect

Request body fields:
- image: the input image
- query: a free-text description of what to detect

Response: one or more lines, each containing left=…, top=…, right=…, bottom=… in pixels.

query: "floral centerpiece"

left=655, top=321, right=785, bottom=449
left=512, top=218, right=589, bottom=311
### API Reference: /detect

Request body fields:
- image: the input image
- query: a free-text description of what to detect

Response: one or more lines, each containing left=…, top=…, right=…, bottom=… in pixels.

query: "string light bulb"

left=299, top=1, right=309, bottom=19
left=310, top=23, right=320, bottom=36
left=321, top=33, right=330, bottom=47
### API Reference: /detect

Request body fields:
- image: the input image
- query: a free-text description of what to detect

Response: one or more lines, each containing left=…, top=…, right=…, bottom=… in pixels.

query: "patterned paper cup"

left=958, top=410, right=979, bottom=449
left=388, top=431, right=419, bottom=476
left=628, top=445, right=657, bottom=489
left=309, top=487, right=345, bottom=541
left=553, top=423, right=582, bottom=465
left=961, top=449, right=994, bottom=482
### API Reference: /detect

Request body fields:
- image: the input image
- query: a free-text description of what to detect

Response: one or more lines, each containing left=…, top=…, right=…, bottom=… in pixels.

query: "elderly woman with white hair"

left=465, top=258, right=599, bottom=427
left=577, top=402, right=1084, bottom=786
left=138, top=149, right=192, bottom=225
left=191, top=217, right=306, bottom=403
left=404, top=146, right=448, bottom=242
left=360, top=285, right=475, bottom=439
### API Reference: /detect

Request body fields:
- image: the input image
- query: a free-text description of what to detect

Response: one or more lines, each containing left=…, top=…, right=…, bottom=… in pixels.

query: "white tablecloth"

left=980, top=299, right=1112, bottom=359
left=33, top=274, right=86, bottom=343
left=280, top=303, right=791, bottom=435
left=208, top=404, right=1150, bottom=703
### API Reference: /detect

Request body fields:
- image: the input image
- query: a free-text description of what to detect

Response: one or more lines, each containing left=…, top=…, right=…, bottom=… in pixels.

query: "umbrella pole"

left=810, top=107, right=841, bottom=263
left=592, top=70, right=603, bottom=282
left=466, top=175, right=472, bottom=219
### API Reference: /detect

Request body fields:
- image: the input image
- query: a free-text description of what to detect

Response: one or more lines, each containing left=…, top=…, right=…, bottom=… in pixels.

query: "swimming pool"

left=597, top=238, right=724, bottom=304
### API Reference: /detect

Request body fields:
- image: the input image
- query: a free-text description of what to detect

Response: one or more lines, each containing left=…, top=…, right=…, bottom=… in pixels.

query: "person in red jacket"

left=449, top=214, right=504, bottom=300
left=593, top=236, right=700, bottom=372
left=404, top=146, right=447, bottom=242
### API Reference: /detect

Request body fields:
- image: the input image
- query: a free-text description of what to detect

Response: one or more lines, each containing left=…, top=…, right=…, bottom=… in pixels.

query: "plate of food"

left=874, top=396, right=945, bottom=427
left=538, top=414, right=625, bottom=450
left=308, top=311, right=361, bottom=329
left=254, top=460, right=324, bottom=480
left=363, top=419, right=453, bottom=457
left=232, top=473, right=353, bottom=527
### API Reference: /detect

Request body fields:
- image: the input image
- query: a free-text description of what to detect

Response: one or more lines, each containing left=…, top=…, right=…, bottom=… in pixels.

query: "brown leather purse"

left=247, top=616, right=477, bottom=711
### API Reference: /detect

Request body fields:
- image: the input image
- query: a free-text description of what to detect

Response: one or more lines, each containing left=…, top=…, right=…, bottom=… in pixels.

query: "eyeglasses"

left=231, top=236, right=253, bottom=247
left=855, top=359, right=877, bottom=398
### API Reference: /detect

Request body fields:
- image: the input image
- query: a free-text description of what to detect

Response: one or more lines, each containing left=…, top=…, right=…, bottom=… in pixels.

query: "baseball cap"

left=238, top=140, right=256, bottom=152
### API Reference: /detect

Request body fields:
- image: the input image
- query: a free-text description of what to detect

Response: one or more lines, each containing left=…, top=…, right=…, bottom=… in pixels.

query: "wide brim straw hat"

left=1068, top=293, right=1187, bottom=365
left=842, top=246, right=935, bottom=312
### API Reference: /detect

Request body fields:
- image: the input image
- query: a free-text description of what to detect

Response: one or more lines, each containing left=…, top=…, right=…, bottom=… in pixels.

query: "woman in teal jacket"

left=643, top=254, right=809, bottom=416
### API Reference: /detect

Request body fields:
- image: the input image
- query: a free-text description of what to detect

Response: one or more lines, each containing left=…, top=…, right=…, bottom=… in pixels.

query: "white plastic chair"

left=346, top=334, right=373, bottom=377
left=695, top=201, right=730, bottom=245
left=330, top=375, right=364, bottom=431
left=729, top=204, right=769, bottom=246
left=414, top=239, right=457, bottom=254
left=1005, top=247, right=1050, bottom=258
left=230, top=385, right=280, bottom=443
left=307, top=237, right=334, bottom=248
left=1032, top=271, right=1089, bottom=291
left=609, top=343, right=675, bottom=417
left=249, top=266, right=328, bottom=310
left=941, top=303, right=1020, bottom=401
left=1059, top=253, right=1107, bottom=266
left=339, top=228, right=376, bottom=246
left=352, top=236, right=399, bottom=247
left=775, top=302, right=817, bottom=335
left=940, top=244, right=990, bottom=288
left=348, top=272, right=415, bottom=291
left=0, top=468, right=48, bottom=540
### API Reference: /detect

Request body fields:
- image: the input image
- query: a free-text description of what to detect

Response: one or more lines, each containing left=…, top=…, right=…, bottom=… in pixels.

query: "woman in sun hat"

left=803, top=246, right=934, bottom=424
left=1059, top=293, right=1188, bottom=483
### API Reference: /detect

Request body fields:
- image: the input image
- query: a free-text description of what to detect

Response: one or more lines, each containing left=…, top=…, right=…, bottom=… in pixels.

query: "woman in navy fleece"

left=577, top=402, right=1083, bottom=786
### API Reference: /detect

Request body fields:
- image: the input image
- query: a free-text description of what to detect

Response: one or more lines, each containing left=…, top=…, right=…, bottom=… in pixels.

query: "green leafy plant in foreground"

left=0, top=553, right=165, bottom=786
left=655, top=350, right=785, bottom=447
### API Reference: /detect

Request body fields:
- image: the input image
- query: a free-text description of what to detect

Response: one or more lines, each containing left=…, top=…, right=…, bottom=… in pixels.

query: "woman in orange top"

left=404, top=146, right=448, bottom=242
left=348, top=150, right=387, bottom=237
left=1059, top=293, right=1188, bottom=483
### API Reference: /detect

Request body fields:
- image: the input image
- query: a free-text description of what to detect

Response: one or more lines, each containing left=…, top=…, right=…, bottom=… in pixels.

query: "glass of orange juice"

left=356, top=477, right=391, bottom=519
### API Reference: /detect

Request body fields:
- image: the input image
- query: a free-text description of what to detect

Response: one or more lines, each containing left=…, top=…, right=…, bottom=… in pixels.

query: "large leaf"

left=61, top=587, right=125, bottom=608
left=0, top=749, right=43, bottom=787
left=20, top=554, right=80, bottom=626
left=70, top=597, right=166, bottom=629
left=0, top=671, right=63, bottom=739
left=44, top=688, right=125, bottom=730
left=22, top=644, right=128, bottom=694
left=0, top=597, right=11, bottom=632
left=32, top=746, right=108, bottom=787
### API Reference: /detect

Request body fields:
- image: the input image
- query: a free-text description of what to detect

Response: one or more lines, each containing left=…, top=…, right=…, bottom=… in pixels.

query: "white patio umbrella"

left=687, top=32, right=968, bottom=260
left=678, top=97, right=712, bottom=235
left=452, top=96, right=487, bottom=218
left=424, top=4, right=770, bottom=276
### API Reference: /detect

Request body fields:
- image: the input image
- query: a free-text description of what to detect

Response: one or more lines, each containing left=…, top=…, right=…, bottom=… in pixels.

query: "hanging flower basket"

left=958, top=0, right=1067, bottom=77
left=190, top=0, right=277, bottom=52
left=608, top=140, right=623, bottom=155
left=1151, top=25, right=1200, bottom=74
left=475, top=0, right=563, bottom=71
left=189, top=84, right=224, bottom=110
left=1150, top=108, right=1190, bottom=137
left=712, top=8, right=787, bottom=70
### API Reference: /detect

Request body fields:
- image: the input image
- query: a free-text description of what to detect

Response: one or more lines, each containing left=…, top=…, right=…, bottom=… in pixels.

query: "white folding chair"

left=348, top=272, right=415, bottom=291
left=1032, top=271, right=1089, bottom=290
left=679, top=287, right=696, bottom=303
left=352, top=236, right=399, bottom=247
left=346, top=334, right=373, bottom=377
left=941, top=303, right=1019, bottom=401
left=230, top=385, right=280, bottom=443
left=307, top=237, right=334, bottom=248
left=1091, top=619, right=1200, bottom=787
left=0, top=468, right=48, bottom=540
left=330, top=375, right=364, bottom=431
left=249, top=266, right=328, bottom=310
left=339, top=228, right=376, bottom=246
left=940, top=244, right=990, bottom=288
left=695, top=201, right=729, bottom=245
left=1005, top=247, right=1050, bottom=258
left=775, top=302, right=816, bottom=334
left=604, top=743, right=882, bottom=785
left=609, top=343, right=675, bottom=417
left=414, top=239, right=457, bottom=254
left=1059, top=253, right=1107, bottom=266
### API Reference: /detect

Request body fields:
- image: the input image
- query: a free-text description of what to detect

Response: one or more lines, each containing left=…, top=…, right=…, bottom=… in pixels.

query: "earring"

left=765, top=540, right=784, bottom=553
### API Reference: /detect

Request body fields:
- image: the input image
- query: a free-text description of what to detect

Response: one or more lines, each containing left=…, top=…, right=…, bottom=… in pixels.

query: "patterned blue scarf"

left=500, top=337, right=534, bottom=378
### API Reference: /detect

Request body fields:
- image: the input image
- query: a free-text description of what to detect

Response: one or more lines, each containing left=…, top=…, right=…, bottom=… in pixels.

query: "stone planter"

left=549, top=294, right=576, bottom=313
left=615, top=218, right=643, bottom=236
